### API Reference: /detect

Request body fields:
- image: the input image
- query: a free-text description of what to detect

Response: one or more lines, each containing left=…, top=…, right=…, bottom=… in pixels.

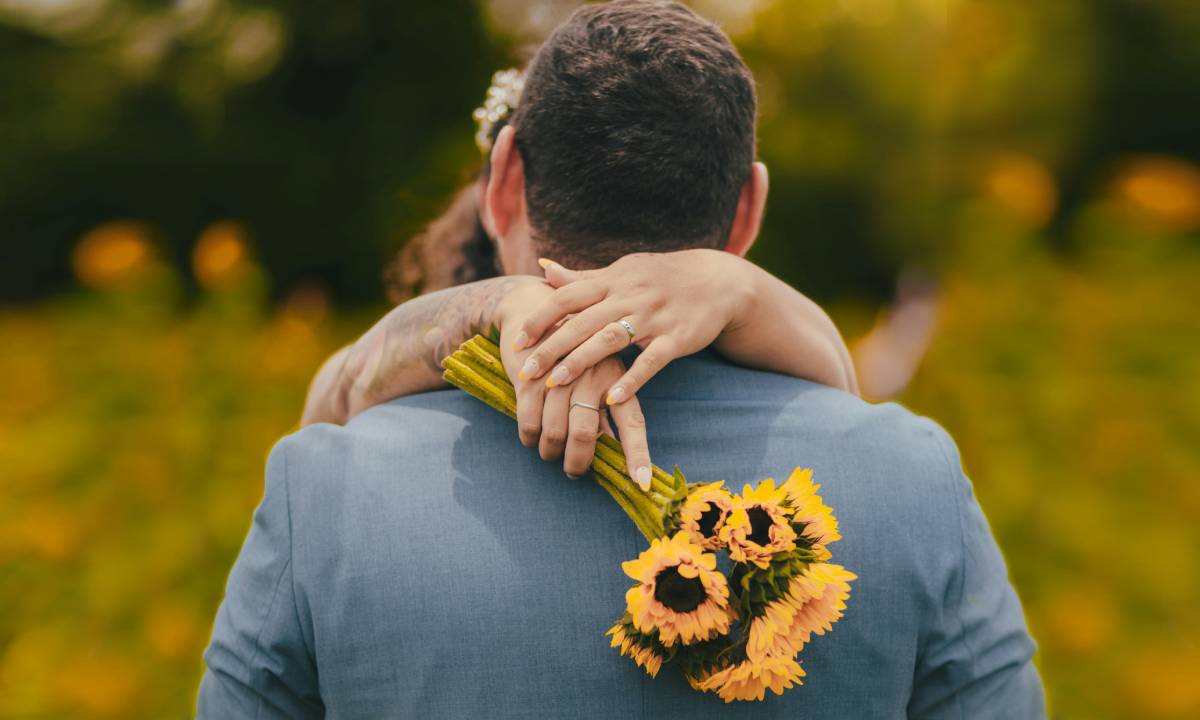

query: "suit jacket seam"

left=925, top=420, right=978, bottom=720
left=245, top=445, right=297, bottom=719
left=281, top=440, right=319, bottom=680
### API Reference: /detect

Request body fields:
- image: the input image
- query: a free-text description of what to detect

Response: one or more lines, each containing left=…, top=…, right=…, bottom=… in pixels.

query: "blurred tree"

left=0, top=0, right=1197, bottom=308
left=0, top=0, right=505, bottom=304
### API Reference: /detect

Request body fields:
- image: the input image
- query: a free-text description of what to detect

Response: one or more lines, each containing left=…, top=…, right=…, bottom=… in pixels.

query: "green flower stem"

left=592, top=455, right=665, bottom=538
left=443, top=367, right=515, bottom=420
left=456, top=354, right=517, bottom=406
left=462, top=337, right=510, bottom=384
left=442, top=335, right=681, bottom=543
left=593, top=470, right=659, bottom=541
left=442, top=358, right=516, bottom=417
left=595, top=436, right=674, bottom=498
left=653, top=466, right=674, bottom=486
left=464, top=335, right=506, bottom=366
left=467, top=333, right=505, bottom=361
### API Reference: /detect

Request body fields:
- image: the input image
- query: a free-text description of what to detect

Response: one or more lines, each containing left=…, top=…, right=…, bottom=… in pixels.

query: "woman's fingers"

left=541, top=318, right=638, bottom=389
left=512, top=280, right=607, bottom=351
left=518, top=300, right=622, bottom=383
left=606, top=336, right=680, bottom=405
left=562, top=385, right=604, bottom=479
left=538, top=385, right=572, bottom=462
left=599, top=413, right=614, bottom=437
left=608, top=394, right=652, bottom=491
left=538, top=258, right=594, bottom=288
left=514, top=376, right=546, bottom=448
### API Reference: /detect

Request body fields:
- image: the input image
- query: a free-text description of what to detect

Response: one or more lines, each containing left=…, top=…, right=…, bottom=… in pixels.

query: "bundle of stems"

left=442, top=334, right=679, bottom=541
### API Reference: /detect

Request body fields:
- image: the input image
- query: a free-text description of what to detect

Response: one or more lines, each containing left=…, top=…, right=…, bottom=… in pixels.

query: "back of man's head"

left=511, top=0, right=757, bottom=266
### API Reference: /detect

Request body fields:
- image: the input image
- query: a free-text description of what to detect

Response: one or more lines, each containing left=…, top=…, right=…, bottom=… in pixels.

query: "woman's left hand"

left=496, top=280, right=654, bottom=490
left=510, top=249, right=756, bottom=405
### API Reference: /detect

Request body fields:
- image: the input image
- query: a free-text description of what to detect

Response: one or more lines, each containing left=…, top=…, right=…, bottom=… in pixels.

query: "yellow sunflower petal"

left=620, top=532, right=734, bottom=647
left=696, top=655, right=806, bottom=702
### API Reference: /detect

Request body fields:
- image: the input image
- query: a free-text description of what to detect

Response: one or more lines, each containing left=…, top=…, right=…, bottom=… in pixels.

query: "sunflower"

left=781, top=468, right=841, bottom=557
left=745, top=592, right=802, bottom=664
left=677, top=482, right=736, bottom=550
left=693, top=654, right=806, bottom=702
left=747, top=562, right=856, bottom=661
left=783, top=562, right=855, bottom=649
left=719, top=480, right=797, bottom=569
left=606, top=622, right=665, bottom=678
left=622, top=531, right=733, bottom=647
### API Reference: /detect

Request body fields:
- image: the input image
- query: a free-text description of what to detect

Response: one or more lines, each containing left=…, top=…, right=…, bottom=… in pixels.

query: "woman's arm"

left=301, top=276, right=534, bottom=425
left=512, top=249, right=858, bottom=402
left=301, top=250, right=856, bottom=481
left=715, top=260, right=859, bottom=395
left=300, top=274, right=655, bottom=485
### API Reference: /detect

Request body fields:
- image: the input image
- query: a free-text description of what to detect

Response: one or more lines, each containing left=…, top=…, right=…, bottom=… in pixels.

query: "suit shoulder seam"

left=922, top=420, right=977, bottom=720
left=246, top=443, right=297, bottom=719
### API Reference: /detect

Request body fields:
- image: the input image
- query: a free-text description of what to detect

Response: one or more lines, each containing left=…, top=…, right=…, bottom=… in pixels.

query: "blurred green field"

left=1, top=190, right=1197, bottom=718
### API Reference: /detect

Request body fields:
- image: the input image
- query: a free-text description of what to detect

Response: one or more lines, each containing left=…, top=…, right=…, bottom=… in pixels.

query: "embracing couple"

left=198, top=1, right=1044, bottom=717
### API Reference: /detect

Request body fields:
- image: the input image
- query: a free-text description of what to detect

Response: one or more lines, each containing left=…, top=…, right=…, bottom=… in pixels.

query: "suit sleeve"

left=908, top=422, right=1046, bottom=719
left=197, top=440, right=324, bottom=719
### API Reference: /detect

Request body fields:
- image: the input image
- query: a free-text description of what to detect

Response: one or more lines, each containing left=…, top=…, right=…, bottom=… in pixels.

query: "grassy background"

left=1, top=205, right=1196, bottom=717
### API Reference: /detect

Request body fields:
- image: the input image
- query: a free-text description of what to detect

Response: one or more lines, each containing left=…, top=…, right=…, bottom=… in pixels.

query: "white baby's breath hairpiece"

left=472, top=68, right=525, bottom=155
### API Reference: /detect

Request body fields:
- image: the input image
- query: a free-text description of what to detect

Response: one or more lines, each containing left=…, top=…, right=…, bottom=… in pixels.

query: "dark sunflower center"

left=696, top=505, right=723, bottom=539
left=747, top=506, right=773, bottom=546
left=654, top=566, right=707, bottom=613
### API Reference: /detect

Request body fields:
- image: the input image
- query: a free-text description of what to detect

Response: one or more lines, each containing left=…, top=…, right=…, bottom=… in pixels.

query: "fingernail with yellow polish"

left=537, top=258, right=555, bottom=270
left=512, top=331, right=529, bottom=351
left=635, top=466, right=652, bottom=491
left=519, top=357, right=538, bottom=381
left=547, top=365, right=569, bottom=388
left=607, top=386, right=625, bottom=405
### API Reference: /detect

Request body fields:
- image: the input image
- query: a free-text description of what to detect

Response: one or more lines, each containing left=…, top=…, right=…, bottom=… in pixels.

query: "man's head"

left=481, top=0, right=768, bottom=274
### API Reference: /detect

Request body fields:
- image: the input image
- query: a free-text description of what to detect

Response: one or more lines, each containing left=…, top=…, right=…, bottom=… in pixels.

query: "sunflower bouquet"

left=443, top=334, right=855, bottom=702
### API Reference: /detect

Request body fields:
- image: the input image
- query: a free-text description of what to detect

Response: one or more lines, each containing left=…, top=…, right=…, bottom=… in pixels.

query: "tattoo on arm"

left=351, top=276, right=520, bottom=406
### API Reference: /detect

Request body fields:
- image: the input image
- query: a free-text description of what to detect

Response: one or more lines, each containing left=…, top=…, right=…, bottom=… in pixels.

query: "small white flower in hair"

left=473, top=68, right=525, bottom=154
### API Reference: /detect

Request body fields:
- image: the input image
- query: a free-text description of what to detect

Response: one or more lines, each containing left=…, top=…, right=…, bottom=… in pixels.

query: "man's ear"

left=724, top=162, right=769, bottom=258
left=483, top=126, right=526, bottom=242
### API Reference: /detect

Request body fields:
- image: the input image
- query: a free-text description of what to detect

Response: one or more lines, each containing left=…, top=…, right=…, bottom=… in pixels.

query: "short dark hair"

left=511, top=0, right=757, bottom=266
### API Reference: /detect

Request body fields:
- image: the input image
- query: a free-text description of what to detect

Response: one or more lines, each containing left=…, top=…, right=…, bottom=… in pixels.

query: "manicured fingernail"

left=537, top=258, right=555, bottom=270
left=512, top=331, right=529, bottom=350
left=518, top=357, right=538, bottom=381
left=635, top=466, right=652, bottom=491
left=546, top=365, right=569, bottom=388
left=607, top=386, right=626, bottom=404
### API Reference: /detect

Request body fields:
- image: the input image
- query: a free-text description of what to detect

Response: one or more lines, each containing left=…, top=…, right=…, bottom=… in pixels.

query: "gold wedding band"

left=570, top=401, right=601, bottom=413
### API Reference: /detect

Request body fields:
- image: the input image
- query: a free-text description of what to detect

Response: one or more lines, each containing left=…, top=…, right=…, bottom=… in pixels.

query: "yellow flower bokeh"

left=72, top=221, right=155, bottom=289
left=3, top=226, right=1198, bottom=716
left=1114, top=156, right=1200, bottom=231
left=193, top=220, right=253, bottom=288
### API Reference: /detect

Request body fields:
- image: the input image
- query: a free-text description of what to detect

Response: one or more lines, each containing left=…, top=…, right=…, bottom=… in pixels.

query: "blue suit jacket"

left=199, top=353, right=1044, bottom=718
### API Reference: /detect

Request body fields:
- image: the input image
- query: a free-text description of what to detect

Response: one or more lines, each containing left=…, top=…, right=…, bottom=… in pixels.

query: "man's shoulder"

left=268, top=388, right=505, bottom=501
left=274, top=363, right=969, bottom=518
left=644, top=355, right=969, bottom=501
